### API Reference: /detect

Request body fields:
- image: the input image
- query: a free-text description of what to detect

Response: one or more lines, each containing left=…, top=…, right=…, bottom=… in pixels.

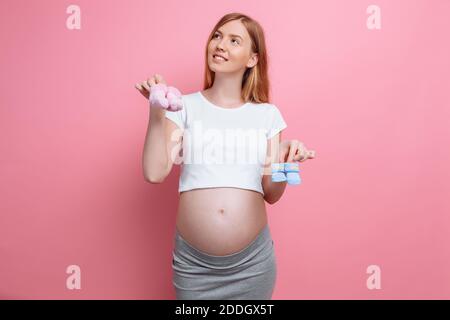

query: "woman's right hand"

left=135, top=74, right=167, bottom=100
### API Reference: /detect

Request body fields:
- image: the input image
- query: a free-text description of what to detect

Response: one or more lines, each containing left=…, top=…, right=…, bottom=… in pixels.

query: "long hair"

left=203, top=13, right=271, bottom=104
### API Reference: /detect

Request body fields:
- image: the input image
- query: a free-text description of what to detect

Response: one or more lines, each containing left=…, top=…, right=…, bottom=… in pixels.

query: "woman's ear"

left=247, top=53, right=258, bottom=68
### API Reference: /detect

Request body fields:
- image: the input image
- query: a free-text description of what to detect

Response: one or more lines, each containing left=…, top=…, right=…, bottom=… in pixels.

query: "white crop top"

left=164, top=91, right=287, bottom=196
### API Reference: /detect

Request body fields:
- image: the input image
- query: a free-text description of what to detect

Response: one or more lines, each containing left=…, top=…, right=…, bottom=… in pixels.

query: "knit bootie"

left=149, top=83, right=183, bottom=111
left=271, top=162, right=301, bottom=185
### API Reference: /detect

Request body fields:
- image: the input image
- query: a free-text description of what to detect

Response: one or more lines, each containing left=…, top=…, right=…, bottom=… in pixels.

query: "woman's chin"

left=209, top=65, right=222, bottom=72
left=209, top=65, right=236, bottom=74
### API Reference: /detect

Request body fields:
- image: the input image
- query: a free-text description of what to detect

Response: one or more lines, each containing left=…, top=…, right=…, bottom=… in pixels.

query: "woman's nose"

left=217, top=39, right=227, bottom=51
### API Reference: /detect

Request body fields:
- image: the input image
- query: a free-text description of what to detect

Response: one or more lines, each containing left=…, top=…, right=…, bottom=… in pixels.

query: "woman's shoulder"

left=180, top=90, right=202, bottom=107
left=247, top=100, right=277, bottom=113
left=181, top=90, right=200, bottom=99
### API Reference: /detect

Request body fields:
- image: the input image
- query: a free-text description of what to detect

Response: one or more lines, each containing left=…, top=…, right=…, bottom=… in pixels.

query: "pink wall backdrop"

left=1, top=0, right=449, bottom=299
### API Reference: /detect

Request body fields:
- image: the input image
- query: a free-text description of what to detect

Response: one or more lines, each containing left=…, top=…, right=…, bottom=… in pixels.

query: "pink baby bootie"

left=149, top=83, right=183, bottom=111
left=165, top=86, right=183, bottom=111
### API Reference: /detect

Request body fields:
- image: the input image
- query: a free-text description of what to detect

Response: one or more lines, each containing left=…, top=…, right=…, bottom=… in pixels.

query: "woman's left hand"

left=279, top=139, right=316, bottom=163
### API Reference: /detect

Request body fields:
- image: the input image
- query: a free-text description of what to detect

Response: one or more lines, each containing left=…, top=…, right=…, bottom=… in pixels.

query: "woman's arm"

left=138, top=74, right=183, bottom=183
left=142, top=107, right=183, bottom=183
left=262, top=131, right=287, bottom=204
left=142, top=107, right=169, bottom=182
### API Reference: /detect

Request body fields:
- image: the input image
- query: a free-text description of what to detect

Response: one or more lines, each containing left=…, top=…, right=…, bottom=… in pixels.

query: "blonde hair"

left=203, top=12, right=271, bottom=104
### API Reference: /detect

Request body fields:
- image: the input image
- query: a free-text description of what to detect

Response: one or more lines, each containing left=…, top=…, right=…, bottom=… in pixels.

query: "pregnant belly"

left=176, top=187, right=268, bottom=256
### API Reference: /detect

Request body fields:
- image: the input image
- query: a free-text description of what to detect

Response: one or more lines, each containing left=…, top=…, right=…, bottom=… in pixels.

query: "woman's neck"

left=204, top=73, right=245, bottom=107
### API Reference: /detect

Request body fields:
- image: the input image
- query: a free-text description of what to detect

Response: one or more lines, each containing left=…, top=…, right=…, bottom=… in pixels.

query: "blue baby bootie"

left=284, top=163, right=301, bottom=185
left=271, top=163, right=286, bottom=182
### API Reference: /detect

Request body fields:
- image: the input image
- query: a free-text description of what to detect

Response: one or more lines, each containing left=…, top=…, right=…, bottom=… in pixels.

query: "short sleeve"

left=266, top=104, right=287, bottom=139
left=164, top=96, right=186, bottom=130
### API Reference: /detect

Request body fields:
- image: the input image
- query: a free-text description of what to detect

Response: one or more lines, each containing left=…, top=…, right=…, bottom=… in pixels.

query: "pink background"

left=1, top=0, right=449, bottom=299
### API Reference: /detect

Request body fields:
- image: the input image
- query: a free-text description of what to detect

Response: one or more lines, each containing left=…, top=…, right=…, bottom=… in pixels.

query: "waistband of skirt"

left=174, top=224, right=272, bottom=266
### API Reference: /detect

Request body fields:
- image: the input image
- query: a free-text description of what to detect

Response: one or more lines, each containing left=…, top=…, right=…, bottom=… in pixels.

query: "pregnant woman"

left=136, top=12, right=316, bottom=300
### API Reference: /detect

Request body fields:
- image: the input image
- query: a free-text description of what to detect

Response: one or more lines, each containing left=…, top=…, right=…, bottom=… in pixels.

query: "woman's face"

left=208, top=20, right=258, bottom=74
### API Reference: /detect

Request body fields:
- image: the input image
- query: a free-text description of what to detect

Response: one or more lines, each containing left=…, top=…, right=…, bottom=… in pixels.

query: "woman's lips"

left=213, top=54, right=228, bottom=62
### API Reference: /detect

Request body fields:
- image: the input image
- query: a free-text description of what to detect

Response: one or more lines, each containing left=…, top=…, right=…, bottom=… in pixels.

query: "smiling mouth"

left=212, top=54, right=228, bottom=61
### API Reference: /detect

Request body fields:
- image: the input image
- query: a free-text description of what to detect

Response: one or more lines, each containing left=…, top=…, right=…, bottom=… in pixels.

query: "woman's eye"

left=213, top=34, right=239, bottom=45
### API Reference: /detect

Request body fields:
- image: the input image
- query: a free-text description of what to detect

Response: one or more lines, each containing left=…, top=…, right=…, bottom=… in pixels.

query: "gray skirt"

left=172, top=224, right=277, bottom=300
